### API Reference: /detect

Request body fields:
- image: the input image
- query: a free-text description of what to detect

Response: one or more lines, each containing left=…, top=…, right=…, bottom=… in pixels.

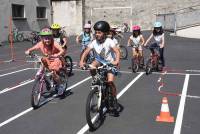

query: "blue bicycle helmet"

left=154, top=22, right=162, bottom=28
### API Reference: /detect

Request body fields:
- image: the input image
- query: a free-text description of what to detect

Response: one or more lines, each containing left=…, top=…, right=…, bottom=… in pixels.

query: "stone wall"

left=84, top=0, right=200, bottom=30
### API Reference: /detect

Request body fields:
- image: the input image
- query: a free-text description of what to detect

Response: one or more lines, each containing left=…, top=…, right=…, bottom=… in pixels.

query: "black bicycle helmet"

left=93, top=21, right=110, bottom=33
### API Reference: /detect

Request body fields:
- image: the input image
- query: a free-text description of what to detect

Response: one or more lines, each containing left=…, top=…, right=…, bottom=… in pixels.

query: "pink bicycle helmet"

left=132, top=25, right=141, bottom=31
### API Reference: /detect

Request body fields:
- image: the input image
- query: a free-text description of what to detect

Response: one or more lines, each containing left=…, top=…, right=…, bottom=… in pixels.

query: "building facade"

left=0, top=0, right=52, bottom=42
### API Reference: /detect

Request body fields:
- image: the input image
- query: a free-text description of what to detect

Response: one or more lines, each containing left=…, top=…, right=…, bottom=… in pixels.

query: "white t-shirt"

left=89, top=38, right=116, bottom=62
left=130, top=35, right=143, bottom=46
left=154, top=33, right=164, bottom=44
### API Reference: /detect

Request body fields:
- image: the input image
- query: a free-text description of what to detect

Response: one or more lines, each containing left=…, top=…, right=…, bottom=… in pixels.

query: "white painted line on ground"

left=0, top=63, right=29, bottom=72
left=77, top=72, right=144, bottom=134
left=0, top=79, right=34, bottom=95
left=173, top=74, right=190, bottom=134
left=186, top=95, right=200, bottom=99
left=0, top=107, right=33, bottom=127
left=0, top=68, right=32, bottom=78
left=72, top=68, right=200, bottom=75
left=185, top=70, right=200, bottom=72
left=0, top=76, right=91, bottom=128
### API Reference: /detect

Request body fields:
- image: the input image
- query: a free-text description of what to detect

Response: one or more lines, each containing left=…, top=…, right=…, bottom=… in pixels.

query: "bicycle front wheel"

left=119, top=45, right=128, bottom=60
left=31, top=78, right=44, bottom=109
left=131, top=57, right=139, bottom=73
left=65, top=56, right=73, bottom=76
left=86, top=87, right=103, bottom=131
left=16, top=34, right=24, bottom=42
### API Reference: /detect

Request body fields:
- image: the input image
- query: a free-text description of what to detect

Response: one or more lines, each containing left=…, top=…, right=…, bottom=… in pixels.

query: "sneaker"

left=57, top=84, right=65, bottom=96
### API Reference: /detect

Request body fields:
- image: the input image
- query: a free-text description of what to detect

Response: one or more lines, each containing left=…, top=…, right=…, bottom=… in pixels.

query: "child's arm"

left=144, top=33, right=153, bottom=46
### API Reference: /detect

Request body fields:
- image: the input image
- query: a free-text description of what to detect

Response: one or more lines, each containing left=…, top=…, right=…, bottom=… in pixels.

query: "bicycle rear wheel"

left=64, top=56, right=73, bottom=76
left=31, top=78, right=44, bottom=109
left=145, top=59, right=152, bottom=75
left=86, top=87, right=103, bottom=131
left=59, top=69, right=68, bottom=95
left=119, top=45, right=128, bottom=60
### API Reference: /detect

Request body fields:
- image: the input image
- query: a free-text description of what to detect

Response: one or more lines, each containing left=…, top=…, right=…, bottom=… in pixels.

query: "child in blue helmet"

left=144, top=21, right=165, bottom=68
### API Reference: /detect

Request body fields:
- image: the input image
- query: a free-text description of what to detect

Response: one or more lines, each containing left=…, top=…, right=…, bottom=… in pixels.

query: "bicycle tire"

left=86, top=87, right=103, bottom=131
left=31, top=77, right=44, bottom=109
left=59, top=69, right=68, bottom=95
left=16, top=34, right=24, bottom=42
left=119, top=45, right=128, bottom=60
left=131, top=57, right=139, bottom=73
left=64, top=56, right=73, bottom=76
left=145, top=59, right=152, bottom=75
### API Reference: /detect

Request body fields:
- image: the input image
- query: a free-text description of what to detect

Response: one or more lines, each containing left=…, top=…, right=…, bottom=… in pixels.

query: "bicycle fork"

left=91, top=85, right=102, bottom=110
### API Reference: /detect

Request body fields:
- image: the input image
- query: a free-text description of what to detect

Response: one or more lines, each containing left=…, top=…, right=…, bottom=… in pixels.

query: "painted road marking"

left=173, top=74, right=190, bottom=134
left=77, top=72, right=144, bottom=134
left=0, top=76, right=91, bottom=128
left=0, top=68, right=32, bottom=78
left=0, top=79, right=34, bottom=95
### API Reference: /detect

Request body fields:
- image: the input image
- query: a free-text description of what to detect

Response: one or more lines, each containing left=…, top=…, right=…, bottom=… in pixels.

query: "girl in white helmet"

left=144, top=22, right=165, bottom=68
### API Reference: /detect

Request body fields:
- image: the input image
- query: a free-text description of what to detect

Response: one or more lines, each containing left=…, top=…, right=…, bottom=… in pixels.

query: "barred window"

left=12, top=4, right=25, bottom=18
left=37, top=7, right=46, bottom=19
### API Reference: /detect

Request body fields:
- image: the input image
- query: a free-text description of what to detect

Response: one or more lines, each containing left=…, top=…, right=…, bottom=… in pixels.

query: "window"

left=37, top=7, right=46, bottom=19
left=12, top=4, right=25, bottom=18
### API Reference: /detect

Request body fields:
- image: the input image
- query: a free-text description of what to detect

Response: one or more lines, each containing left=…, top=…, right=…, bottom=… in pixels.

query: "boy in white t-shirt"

left=79, top=21, right=120, bottom=114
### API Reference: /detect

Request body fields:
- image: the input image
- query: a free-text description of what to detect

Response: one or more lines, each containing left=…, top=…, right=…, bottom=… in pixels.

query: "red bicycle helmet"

left=132, top=25, right=141, bottom=31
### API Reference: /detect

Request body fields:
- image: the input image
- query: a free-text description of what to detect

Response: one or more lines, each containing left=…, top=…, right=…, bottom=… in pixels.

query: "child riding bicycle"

left=25, top=28, right=65, bottom=96
left=144, top=22, right=165, bottom=68
left=50, top=23, right=68, bottom=51
left=127, top=25, right=145, bottom=65
left=76, top=23, right=94, bottom=61
left=79, top=21, right=120, bottom=114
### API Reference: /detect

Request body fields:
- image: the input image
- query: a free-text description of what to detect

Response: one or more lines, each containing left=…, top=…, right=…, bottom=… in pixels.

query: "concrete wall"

left=0, top=0, right=52, bottom=42
left=84, top=0, right=200, bottom=30
left=52, top=0, right=82, bottom=35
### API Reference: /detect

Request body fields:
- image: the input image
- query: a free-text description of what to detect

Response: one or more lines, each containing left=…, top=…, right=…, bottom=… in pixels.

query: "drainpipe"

left=82, top=0, right=85, bottom=28
left=50, top=0, right=53, bottom=24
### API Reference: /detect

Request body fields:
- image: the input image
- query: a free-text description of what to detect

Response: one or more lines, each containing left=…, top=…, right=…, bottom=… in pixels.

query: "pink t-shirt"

left=30, top=41, right=62, bottom=56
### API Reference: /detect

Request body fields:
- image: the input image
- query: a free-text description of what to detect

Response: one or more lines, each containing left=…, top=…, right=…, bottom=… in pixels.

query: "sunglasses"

left=41, top=36, right=52, bottom=40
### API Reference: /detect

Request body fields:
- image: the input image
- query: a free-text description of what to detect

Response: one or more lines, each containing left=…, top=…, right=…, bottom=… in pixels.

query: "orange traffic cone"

left=156, top=97, right=174, bottom=123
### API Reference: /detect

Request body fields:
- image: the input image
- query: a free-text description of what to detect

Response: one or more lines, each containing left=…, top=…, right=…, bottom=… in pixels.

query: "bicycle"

left=84, top=57, right=119, bottom=130
left=29, top=53, right=69, bottom=109
left=8, top=28, right=24, bottom=42
left=114, top=34, right=128, bottom=60
left=128, top=44, right=144, bottom=73
left=119, top=45, right=128, bottom=60
left=31, top=31, right=40, bottom=45
left=145, top=46, right=163, bottom=75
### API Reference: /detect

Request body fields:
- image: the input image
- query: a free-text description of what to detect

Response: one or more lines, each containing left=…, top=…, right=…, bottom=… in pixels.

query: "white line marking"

left=72, top=68, right=200, bottom=75
left=0, top=108, right=33, bottom=127
left=173, top=74, right=190, bottom=134
left=77, top=72, right=144, bottom=134
left=66, top=76, right=91, bottom=91
left=0, top=63, right=29, bottom=72
left=185, top=95, right=200, bottom=99
left=0, top=68, right=31, bottom=78
left=0, top=79, right=34, bottom=95
left=0, top=76, right=91, bottom=128
left=185, top=70, right=200, bottom=72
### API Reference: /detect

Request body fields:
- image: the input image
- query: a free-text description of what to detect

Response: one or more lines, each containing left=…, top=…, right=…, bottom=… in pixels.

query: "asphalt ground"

left=0, top=31, right=200, bottom=134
